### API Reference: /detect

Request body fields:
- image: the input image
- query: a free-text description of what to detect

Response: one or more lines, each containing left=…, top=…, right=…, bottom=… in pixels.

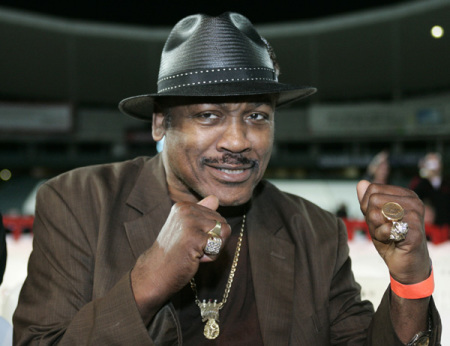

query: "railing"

left=2, top=215, right=450, bottom=244
left=2, top=215, right=35, bottom=240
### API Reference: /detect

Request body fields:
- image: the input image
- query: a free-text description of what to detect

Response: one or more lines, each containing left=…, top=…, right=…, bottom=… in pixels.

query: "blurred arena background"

left=0, top=0, right=449, bottom=343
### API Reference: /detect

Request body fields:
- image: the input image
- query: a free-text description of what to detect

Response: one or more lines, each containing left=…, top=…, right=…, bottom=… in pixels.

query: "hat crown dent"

left=158, top=12, right=274, bottom=81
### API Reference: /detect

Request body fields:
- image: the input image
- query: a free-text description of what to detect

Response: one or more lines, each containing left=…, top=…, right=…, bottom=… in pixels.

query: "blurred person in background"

left=410, top=152, right=450, bottom=226
left=335, top=202, right=348, bottom=218
left=13, top=12, right=441, bottom=345
left=363, top=150, right=390, bottom=185
left=0, top=213, right=6, bottom=286
left=0, top=212, right=12, bottom=346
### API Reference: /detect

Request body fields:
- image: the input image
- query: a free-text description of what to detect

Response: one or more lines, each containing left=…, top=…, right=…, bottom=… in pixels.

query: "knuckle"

left=368, top=192, right=384, bottom=206
left=172, top=202, right=196, bottom=217
left=367, top=207, right=380, bottom=222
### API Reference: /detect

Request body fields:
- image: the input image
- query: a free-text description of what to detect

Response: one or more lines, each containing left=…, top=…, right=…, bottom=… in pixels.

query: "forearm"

left=390, top=292, right=429, bottom=343
left=389, top=260, right=435, bottom=343
left=131, top=263, right=171, bottom=327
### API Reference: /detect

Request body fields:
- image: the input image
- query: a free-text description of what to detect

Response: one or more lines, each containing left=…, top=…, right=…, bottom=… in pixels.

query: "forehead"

left=155, top=94, right=277, bottom=111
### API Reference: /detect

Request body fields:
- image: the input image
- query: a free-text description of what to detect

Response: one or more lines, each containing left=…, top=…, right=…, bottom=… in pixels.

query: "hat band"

left=157, top=67, right=277, bottom=93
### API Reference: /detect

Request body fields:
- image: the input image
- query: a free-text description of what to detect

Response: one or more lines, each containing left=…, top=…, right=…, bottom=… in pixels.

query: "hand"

left=130, top=195, right=231, bottom=321
left=356, top=180, right=431, bottom=284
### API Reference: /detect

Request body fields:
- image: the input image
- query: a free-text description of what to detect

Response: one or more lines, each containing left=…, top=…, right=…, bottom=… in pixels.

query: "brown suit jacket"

left=13, top=155, right=441, bottom=345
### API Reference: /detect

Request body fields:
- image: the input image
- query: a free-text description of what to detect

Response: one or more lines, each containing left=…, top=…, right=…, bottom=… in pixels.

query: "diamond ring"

left=390, top=221, right=409, bottom=241
left=204, top=234, right=222, bottom=255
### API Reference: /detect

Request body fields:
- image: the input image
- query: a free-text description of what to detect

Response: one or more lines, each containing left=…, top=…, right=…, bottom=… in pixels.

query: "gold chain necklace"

left=190, top=214, right=246, bottom=340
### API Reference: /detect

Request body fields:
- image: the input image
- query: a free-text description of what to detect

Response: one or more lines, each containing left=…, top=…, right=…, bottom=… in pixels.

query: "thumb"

left=197, top=195, right=220, bottom=211
left=356, top=180, right=371, bottom=203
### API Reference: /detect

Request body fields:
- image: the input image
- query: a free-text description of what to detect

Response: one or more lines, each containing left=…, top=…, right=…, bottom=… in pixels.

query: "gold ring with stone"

left=382, top=202, right=409, bottom=241
left=208, top=221, right=222, bottom=237
left=204, top=233, right=222, bottom=255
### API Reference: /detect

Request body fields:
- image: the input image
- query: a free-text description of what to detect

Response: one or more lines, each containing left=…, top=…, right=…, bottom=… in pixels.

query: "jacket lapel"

left=123, top=155, right=173, bottom=260
left=122, top=156, right=182, bottom=344
left=248, top=191, right=295, bottom=346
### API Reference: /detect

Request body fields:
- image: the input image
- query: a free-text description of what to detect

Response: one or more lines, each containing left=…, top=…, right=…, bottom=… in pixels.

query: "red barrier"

left=3, top=215, right=35, bottom=240
left=342, top=219, right=371, bottom=240
left=2, top=215, right=449, bottom=244
left=342, top=218, right=450, bottom=244
left=424, top=224, right=450, bottom=245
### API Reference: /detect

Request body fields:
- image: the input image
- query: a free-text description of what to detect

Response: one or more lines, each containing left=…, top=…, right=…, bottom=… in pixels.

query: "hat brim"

left=119, top=81, right=317, bottom=121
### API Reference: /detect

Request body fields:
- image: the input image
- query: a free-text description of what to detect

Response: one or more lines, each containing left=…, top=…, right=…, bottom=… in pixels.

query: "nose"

left=216, top=118, right=251, bottom=153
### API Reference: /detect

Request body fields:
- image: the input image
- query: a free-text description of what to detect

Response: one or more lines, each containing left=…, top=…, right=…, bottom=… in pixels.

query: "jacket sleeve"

left=326, top=217, right=375, bottom=344
left=367, top=288, right=442, bottom=345
left=13, top=182, right=156, bottom=345
left=330, top=219, right=442, bottom=345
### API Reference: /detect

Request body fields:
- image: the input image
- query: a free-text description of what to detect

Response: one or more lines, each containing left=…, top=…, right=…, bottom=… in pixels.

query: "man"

left=0, top=212, right=13, bottom=346
left=410, top=152, right=450, bottom=226
left=14, top=12, right=440, bottom=345
left=363, top=150, right=390, bottom=185
left=0, top=213, right=6, bottom=286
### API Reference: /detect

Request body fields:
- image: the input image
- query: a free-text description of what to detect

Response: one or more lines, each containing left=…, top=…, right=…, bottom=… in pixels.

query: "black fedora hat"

left=119, top=12, right=316, bottom=120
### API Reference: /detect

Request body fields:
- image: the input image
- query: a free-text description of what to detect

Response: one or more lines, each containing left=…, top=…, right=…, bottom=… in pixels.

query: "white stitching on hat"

left=158, top=67, right=275, bottom=92
left=158, top=67, right=273, bottom=82
left=159, top=77, right=274, bottom=92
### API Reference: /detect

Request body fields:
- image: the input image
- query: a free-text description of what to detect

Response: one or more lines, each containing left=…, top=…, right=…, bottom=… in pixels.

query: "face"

left=421, top=153, right=442, bottom=178
left=152, top=96, right=275, bottom=206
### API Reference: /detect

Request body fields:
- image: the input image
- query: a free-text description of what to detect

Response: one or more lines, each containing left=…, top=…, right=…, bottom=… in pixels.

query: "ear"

left=152, top=111, right=166, bottom=141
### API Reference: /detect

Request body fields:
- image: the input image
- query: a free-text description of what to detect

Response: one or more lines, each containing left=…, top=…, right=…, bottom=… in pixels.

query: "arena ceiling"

left=0, top=0, right=449, bottom=106
left=0, top=0, right=411, bottom=26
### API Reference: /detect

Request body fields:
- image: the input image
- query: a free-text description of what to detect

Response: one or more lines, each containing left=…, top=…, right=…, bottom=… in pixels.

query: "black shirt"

left=172, top=212, right=264, bottom=345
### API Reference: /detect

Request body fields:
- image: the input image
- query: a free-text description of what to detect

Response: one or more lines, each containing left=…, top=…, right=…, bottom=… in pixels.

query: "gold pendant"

left=199, top=300, right=221, bottom=339
left=204, top=318, right=220, bottom=339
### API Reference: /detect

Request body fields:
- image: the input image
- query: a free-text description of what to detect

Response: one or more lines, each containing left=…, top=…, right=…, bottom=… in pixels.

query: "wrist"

left=390, top=267, right=434, bottom=299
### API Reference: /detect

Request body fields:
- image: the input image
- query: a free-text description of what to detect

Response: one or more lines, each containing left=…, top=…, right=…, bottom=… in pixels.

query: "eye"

left=248, top=112, right=269, bottom=122
left=193, top=112, right=221, bottom=124
left=199, top=112, right=219, bottom=119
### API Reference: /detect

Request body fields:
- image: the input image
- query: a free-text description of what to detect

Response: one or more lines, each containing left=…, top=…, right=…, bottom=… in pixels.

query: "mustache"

left=202, top=153, right=258, bottom=167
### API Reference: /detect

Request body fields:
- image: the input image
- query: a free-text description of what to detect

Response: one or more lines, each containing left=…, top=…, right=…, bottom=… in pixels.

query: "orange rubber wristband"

left=390, top=267, right=434, bottom=299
